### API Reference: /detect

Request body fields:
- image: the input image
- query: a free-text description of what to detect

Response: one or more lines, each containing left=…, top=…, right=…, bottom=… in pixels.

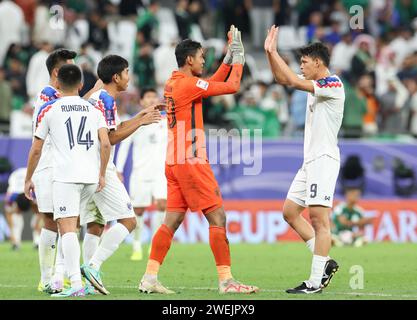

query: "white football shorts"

left=129, top=170, right=167, bottom=208
left=80, top=168, right=135, bottom=225
left=287, top=155, right=340, bottom=208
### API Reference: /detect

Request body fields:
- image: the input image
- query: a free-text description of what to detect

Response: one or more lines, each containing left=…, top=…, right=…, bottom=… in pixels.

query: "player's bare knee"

left=87, top=222, right=104, bottom=236
left=119, top=217, right=137, bottom=232
left=205, top=208, right=226, bottom=227
left=42, top=213, right=58, bottom=232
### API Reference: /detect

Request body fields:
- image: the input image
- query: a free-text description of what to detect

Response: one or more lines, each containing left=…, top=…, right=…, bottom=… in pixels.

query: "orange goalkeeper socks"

left=146, top=224, right=174, bottom=275
left=209, top=226, right=232, bottom=281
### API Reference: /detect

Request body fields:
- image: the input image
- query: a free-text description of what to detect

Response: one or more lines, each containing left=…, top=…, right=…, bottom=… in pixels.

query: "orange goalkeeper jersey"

left=164, top=63, right=243, bottom=165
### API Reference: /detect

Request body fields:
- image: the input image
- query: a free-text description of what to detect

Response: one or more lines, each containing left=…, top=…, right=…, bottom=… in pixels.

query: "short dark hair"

left=57, top=64, right=82, bottom=90
left=97, top=55, right=129, bottom=84
left=140, top=87, right=157, bottom=99
left=45, top=48, right=77, bottom=75
left=175, top=39, right=202, bottom=68
left=16, top=193, right=31, bottom=212
left=298, top=42, right=330, bottom=67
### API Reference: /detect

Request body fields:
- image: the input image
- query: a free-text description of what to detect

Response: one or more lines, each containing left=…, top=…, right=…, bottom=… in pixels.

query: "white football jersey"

left=32, top=86, right=60, bottom=172
left=34, top=96, right=107, bottom=183
left=7, top=167, right=27, bottom=194
left=88, top=89, right=120, bottom=171
left=116, top=115, right=168, bottom=180
left=303, top=75, right=345, bottom=163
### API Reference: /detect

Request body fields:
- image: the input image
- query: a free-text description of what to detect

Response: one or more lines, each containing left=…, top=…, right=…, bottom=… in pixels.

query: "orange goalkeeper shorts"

left=165, top=161, right=223, bottom=214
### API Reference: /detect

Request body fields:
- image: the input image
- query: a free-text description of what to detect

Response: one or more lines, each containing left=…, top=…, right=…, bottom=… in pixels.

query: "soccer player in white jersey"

left=31, top=49, right=76, bottom=293
left=4, top=167, right=31, bottom=250
left=80, top=55, right=163, bottom=295
left=24, top=64, right=111, bottom=298
left=265, top=26, right=345, bottom=294
left=116, top=87, right=168, bottom=261
left=32, top=48, right=104, bottom=293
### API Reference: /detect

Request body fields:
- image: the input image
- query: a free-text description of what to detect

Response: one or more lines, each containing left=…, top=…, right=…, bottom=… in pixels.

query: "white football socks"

left=132, top=216, right=144, bottom=252
left=53, top=234, right=65, bottom=280
left=83, top=233, right=101, bottom=264
left=153, top=211, right=165, bottom=235
left=38, top=228, right=57, bottom=284
left=11, top=213, right=24, bottom=246
left=89, top=223, right=129, bottom=270
left=308, top=254, right=328, bottom=289
left=306, top=237, right=315, bottom=254
left=61, top=232, right=82, bottom=290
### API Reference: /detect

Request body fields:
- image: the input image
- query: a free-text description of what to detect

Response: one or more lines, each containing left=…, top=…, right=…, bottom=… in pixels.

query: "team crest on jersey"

left=315, top=77, right=342, bottom=88
left=196, top=79, right=209, bottom=90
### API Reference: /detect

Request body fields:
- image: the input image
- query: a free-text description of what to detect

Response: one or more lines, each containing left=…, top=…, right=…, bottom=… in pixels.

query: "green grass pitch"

left=1, top=242, right=416, bottom=300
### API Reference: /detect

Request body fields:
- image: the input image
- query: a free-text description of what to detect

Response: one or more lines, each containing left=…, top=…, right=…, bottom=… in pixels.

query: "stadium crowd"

left=0, top=0, right=417, bottom=139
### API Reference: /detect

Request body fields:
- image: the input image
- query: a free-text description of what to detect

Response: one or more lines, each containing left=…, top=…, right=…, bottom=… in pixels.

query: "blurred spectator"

left=289, top=89, right=307, bottom=137
left=323, top=18, right=342, bottom=46
left=10, top=104, right=33, bottom=138
left=330, top=32, right=355, bottom=74
left=342, top=80, right=367, bottom=138
left=260, top=84, right=289, bottom=133
left=88, top=11, right=110, bottom=51
left=247, top=0, right=279, bottom=48
left=154, top=37, right=178, bottom=93
left=358, top=74, right=379, bottom=137
left=221, top=0, right=250, bottom=37
left=351, top=34, right=376, bottom=81
left=136, top=0, right=160, bottom=44
left=133, top=42, right=156, bottom=88
left=379, top=76, right=409, bottom=135
left=403, top=77, right=417, bottom=138
left=395, top=0, right=417, bottom=27
left=25, top=42, right=53, bottom=101
left=230, top=90, right=280, bottom=137
left=375, top=44, right=398, bottom=97
left=175, top=0, right=192, bottom=40
left=14, top=0, right=36, bottom=26
left=33, top=0, right=66, bottom=45
left=389, top=26, right=414, bottom=68
left=274, top=0, right=290, bottom=26
left=0, top=67, right=12, bottom=134
left=0, top=0, right=25, bottom=65
left=306, top=11, right=323, bottom=43
left=5, top=57, right=27, bottom=110
left=77, top=53, right=98, bottom=97
left=331, top=187, right=373, bottom=247
left=119, top=0, right=143, bottom=17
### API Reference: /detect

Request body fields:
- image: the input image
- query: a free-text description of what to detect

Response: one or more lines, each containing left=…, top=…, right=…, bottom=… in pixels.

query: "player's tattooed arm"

left=265, top=25, right=314, bottom=93
left=24, top=137, right=45, bottom=200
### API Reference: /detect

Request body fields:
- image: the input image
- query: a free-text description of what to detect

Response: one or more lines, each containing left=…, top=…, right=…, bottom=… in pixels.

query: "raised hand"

left=264, top=25, right=279, bottom=53
left=230, top=25, right=245, bottom=65
left=223, top=25, right=233, bottom=65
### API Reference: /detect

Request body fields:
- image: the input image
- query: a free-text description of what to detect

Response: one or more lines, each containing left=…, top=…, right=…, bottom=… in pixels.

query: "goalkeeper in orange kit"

left=138, top=26, right=259, bottom=294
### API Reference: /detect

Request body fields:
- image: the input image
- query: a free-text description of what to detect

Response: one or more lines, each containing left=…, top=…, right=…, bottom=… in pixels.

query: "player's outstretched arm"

left=265, top=25, right=314, bottom=93
left=208, top=25, right=245, bottom=82
left=24, top=137, right=44, bottom=200
left=97, top=127, right=111, bottom=192
left=108, top=104, right=164, bottom=145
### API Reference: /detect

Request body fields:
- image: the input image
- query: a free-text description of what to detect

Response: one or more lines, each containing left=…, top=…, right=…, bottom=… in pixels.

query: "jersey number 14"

left=65, top=116, right=94, bottom=150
